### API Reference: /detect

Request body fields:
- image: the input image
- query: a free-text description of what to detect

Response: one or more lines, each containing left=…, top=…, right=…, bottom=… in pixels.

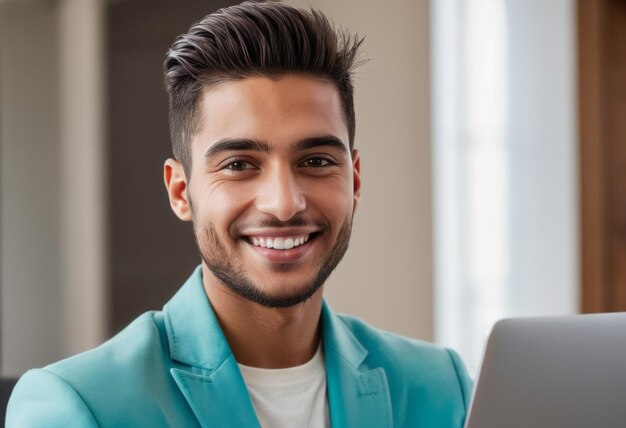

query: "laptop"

left=465, top=312, right=626, bottom=428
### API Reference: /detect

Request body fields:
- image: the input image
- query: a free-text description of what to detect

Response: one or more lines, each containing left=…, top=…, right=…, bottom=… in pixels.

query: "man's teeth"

left=250, top=235, right=310, bottom=250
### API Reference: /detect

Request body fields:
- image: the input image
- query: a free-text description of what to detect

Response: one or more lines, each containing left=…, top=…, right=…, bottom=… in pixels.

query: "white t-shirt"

left=238, top=344, right=330, bottom=428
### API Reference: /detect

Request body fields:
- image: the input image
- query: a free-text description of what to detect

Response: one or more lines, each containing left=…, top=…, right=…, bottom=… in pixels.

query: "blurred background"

left=0, top=0, right=623, bottom=378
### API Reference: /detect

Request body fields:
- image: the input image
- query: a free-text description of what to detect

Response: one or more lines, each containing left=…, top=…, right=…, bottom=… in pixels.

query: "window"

left=432, top=0, right=578, bottom=375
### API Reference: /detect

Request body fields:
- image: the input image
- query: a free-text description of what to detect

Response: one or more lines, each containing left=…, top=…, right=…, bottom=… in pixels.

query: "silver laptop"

left=465, top=312, right=626, bottom=428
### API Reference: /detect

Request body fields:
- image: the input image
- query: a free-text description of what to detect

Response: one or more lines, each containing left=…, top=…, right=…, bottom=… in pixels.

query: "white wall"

left=505, top=0, right=578, bottom=318
left=432, top=0, right=578, bottom=374
left=287, top=0, right=434, bottom=340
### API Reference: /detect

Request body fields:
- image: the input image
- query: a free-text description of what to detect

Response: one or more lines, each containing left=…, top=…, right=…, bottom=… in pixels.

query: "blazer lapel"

left=170, top=360, right=259, bottom=428
left=322, top=302, right=393, bottom=428
left=163, top=267, right=260, bottom=428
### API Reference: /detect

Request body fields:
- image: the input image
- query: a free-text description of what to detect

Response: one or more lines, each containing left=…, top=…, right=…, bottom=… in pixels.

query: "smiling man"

left=7, top=2, right=472, bottom=427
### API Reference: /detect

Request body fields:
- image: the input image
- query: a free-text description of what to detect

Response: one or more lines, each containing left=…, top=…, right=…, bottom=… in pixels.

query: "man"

left=7, top=2, right=472, bottom=427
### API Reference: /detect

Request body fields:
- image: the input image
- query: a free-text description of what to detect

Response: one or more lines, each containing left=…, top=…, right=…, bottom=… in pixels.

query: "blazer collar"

left=163, top=266, right=260, bottom=427
left=322, top=302, right=393, bottom=427
left=164, top=266, right=230, bottom=370
left=163, top=266, right=392, bottom=427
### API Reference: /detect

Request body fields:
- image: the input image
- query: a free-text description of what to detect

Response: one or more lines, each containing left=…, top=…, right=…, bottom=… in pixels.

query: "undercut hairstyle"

left=164, top=1, right=364, bottom=176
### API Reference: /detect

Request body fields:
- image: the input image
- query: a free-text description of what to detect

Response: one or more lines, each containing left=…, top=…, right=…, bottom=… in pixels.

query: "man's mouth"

left=243, top=232, right=322, bottom=250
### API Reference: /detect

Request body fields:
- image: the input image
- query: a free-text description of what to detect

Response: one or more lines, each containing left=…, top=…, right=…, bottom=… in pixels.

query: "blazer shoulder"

left=9, top=310, right=198, bottom=427
left=47, top=310, right=167, bottom=380
left=7, top=368, right=99, bottom=427
left=335, top=313, right=473, bottom=406
left=335, top=312, right=449, bottom=359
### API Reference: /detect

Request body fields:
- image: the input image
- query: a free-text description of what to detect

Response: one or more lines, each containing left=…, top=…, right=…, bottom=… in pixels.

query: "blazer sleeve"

left=446, top=348, right=474, bottom=412
left=6, top=369, right=99, bottom=428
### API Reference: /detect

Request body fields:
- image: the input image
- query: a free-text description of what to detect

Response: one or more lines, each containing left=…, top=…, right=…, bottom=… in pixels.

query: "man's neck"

left=202, top=266, right=324, bottom=369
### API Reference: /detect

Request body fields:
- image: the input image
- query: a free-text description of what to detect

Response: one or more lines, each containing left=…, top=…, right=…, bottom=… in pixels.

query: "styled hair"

left=163, top=1, right=364, bottom=175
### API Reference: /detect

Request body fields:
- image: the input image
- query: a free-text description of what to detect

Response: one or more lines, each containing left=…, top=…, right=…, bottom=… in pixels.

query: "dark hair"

left=164, top=1, right=364, bottom=175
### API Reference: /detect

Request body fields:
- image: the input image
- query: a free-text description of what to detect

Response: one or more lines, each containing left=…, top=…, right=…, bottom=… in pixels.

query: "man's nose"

left=255, top=166, right=306, bottom=221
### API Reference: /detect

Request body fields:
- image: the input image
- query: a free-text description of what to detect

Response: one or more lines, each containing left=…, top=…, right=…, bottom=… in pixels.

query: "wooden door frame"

left=579, top=0, right=626, bottom=312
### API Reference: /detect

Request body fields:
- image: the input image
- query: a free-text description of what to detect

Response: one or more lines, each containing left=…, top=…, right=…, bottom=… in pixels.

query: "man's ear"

left=352, top=149, right=361, bottom=213
left=164, top=158, right=192, bottom=221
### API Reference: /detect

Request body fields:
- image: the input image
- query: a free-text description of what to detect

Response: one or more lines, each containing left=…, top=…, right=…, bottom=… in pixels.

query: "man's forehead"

left=194, top=74, right=350, bottom=153
left=198, top=74, right=343, bottom=113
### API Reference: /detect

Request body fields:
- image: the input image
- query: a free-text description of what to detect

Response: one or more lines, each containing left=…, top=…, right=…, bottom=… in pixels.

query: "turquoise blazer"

left=7, top=267, right=472, bottom=427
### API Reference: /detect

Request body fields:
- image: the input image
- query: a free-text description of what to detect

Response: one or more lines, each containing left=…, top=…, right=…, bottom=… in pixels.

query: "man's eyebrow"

left=294, top=136, right=348, bottom=153
left=203, top=138, right=271, bottom=159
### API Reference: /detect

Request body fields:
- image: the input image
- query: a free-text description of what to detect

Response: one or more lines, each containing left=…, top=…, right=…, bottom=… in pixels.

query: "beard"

left=192, top=215, right=352, bottom=308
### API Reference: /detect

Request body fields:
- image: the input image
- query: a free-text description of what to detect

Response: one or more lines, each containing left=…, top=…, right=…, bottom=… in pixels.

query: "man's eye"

left=225, top=160, right=253, bottom=171
left=303, top=158, right=333, bottom=168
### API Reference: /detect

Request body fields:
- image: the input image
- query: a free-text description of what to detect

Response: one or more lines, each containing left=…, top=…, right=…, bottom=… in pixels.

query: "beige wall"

left=58, top=0, right=107, bottom=359
left=0, top=2, right=64, bottom=376
left=287, top=0, right=434, bottom=340
left=0, top=0, right=106, bottom=376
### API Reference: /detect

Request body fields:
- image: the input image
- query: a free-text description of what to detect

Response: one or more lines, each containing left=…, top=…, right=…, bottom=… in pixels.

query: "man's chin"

left=234, top=281, right=323, bottom=308
left=213, top=271, right=324, bottom=308
left=253, top=292, right=320, bottom=308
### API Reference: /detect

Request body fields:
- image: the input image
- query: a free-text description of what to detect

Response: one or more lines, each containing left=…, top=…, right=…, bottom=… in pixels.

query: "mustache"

left=230, top=216, right=326, bottom=237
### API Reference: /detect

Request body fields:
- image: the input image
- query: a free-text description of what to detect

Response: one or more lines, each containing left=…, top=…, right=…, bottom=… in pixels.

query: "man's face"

left=166, top=74, right=361, bottom=308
